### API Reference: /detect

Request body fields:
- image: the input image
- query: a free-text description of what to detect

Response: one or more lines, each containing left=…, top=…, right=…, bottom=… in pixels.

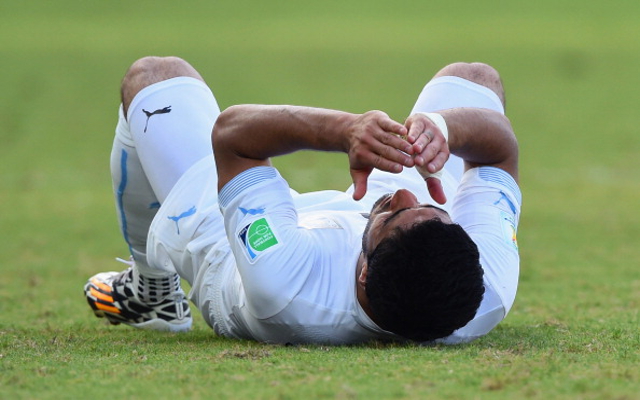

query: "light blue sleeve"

left=441, top=167, right=521, bottom=344
left=219, top=167, right=317, bottom=319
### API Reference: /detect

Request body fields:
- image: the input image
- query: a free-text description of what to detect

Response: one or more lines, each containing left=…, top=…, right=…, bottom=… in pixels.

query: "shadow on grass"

left=0, top=322, right=561, bottom=353
left=4, top=318, right=635, bottom=360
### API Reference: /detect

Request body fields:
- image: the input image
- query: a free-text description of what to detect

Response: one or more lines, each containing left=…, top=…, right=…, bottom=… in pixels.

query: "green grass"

left=1, top=1, right=639, bottom=398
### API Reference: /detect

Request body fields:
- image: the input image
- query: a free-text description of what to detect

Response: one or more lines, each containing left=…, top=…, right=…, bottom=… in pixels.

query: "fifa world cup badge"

left=237, top=217, right=280, bottom=262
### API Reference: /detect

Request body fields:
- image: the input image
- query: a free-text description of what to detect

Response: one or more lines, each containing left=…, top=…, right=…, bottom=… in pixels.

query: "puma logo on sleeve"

left=142, top=106, right=172, bottom=132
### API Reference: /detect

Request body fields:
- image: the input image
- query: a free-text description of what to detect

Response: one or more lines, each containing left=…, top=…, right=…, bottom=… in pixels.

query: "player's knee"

left=121, top=56, right=205, bottom=115
left=434, top=62, right=506, bottom=109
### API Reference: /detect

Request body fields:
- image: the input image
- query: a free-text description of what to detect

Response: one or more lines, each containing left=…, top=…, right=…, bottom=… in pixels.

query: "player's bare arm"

left=212, top=105, right=416, bottom=199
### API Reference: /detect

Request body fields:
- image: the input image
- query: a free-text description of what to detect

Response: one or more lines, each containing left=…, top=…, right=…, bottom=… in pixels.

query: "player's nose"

left=389, top=189, right=419, bottom=210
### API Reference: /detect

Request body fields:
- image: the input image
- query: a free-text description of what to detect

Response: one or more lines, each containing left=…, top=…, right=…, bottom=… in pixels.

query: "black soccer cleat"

left=84, top=265, right=192, bottom=332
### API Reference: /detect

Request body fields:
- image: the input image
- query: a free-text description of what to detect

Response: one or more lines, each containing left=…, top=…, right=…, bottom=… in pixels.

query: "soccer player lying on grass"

left=85, top=56, right=520, bottom=345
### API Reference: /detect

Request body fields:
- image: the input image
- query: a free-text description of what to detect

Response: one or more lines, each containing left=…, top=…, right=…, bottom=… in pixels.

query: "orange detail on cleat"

left=91, top=278, right=113, bottom=293
left=90, top=287, right=114, bottom=303
left=95, top=302, right=121, bottom=314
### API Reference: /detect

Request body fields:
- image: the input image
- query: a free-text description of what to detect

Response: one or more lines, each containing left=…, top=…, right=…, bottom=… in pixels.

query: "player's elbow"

left=499, top=117, right=519, bottom=182
left=212, top=105, right=245, bottom=152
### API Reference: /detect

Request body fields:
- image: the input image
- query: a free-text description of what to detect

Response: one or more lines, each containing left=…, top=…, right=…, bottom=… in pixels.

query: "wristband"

left=414, top=112, right=448, bottom=180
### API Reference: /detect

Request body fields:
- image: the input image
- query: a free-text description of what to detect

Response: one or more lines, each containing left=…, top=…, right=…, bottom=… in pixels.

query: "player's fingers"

left=413, top=138, right=441, bottom=167
left=361, top=133, right=414, bottom=167
left=381, top=138, right=424, bottom=170
left=375, top=129, right=413, bottom=155
left=426, top=177, right=447, bottom=205
left=406, top=116, right=431, bottom=143
left=351, top=140, right=408, bottom=172
left=425, top=150, right=449, bottom=174
left=376, top=113, right=407, bottom=137
left=350, top=170, right=369, bottom=201
left=370, top=152, right=404, bottom=173
left=410, top=129, right=435, bottom=157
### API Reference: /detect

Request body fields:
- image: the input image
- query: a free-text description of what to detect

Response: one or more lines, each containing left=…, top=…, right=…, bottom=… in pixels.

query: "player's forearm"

left=213, top=104, right=354, bottom=159
left=213, top=104, right=414, bottom=194
left=213, top=104, right=360, bottom=191
left=441, top=108, right=518, bottom=181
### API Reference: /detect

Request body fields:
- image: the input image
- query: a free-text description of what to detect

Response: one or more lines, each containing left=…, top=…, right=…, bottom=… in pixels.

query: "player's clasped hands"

left=346, top=110, right=412, bottom=200
left=346, top=111, right=449, bottom=202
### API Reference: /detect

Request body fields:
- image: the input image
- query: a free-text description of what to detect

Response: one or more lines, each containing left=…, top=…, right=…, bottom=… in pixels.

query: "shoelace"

left=172, top=292, right=185, bottom=319
left=116, top=257, right=135, bottom=267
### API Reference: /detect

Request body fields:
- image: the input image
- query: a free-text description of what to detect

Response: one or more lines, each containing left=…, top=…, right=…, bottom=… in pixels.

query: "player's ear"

left=358, top=263, right=368, bottom=288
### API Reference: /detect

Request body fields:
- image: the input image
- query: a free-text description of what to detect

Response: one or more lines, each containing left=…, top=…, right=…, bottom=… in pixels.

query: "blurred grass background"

left=1, top=1, right=639, bottom=398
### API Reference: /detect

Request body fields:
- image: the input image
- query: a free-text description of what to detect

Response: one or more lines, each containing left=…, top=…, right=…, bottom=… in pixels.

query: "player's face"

left=362, top=189, right=451, bottom=256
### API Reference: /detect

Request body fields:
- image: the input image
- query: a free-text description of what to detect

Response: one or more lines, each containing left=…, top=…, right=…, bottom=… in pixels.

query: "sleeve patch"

left=237, top=216, right=280, bottom=263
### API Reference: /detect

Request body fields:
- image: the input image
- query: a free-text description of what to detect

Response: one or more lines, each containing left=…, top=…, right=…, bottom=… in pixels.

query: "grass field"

left=1, top=1, right=639, bottom=399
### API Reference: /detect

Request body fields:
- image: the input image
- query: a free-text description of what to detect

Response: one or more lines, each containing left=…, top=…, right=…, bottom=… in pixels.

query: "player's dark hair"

left=365, top=219, right=484, bottom=342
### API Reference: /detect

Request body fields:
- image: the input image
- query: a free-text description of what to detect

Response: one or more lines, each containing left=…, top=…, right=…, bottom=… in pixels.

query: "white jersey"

left=147, top=153, right=521, bottom=345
